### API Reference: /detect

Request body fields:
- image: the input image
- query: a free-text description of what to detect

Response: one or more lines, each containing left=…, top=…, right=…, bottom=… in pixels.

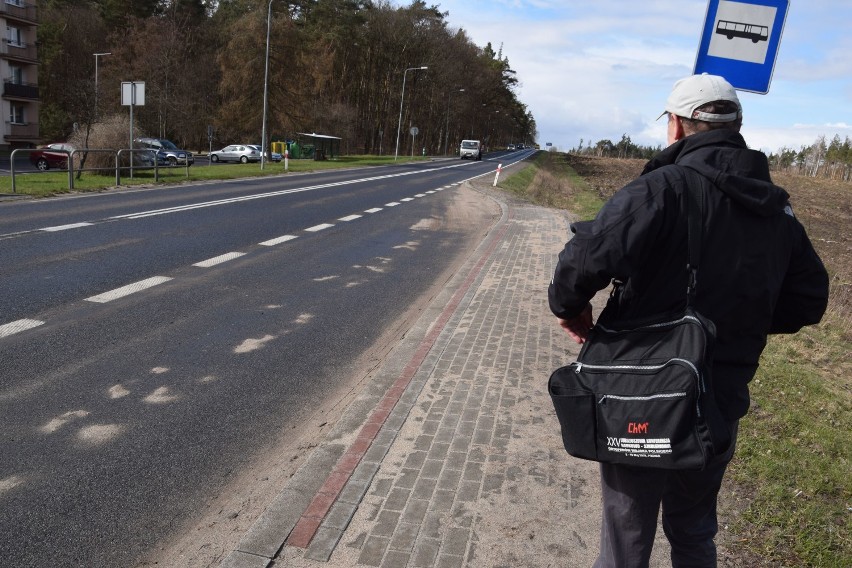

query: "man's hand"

left=557, top=304, right=594, bottom=344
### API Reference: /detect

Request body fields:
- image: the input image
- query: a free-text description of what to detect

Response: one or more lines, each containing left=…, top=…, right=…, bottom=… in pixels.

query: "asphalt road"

left=0, top=151, right=532, bottom=567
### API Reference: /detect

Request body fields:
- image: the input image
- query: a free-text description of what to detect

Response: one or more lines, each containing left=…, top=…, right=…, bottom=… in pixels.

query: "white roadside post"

left=493, top=163, right=502, bottom=187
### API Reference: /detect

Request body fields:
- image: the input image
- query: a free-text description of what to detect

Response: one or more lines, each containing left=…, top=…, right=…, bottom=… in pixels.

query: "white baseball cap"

left=659, top=73, right=742, bottom=122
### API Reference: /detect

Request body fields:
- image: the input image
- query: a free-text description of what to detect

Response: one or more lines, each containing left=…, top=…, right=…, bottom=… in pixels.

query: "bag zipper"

left=598, top=391, right=687, bottom=404
left=573, top=358, right=705, bottom=417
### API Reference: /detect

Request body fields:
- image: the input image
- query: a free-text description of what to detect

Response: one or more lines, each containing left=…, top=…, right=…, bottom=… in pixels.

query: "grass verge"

left=500, top=151, right=851, bottom=567
left=0, top=154, right=431, bottom=198
left=497, top=151, right=604, bottom=220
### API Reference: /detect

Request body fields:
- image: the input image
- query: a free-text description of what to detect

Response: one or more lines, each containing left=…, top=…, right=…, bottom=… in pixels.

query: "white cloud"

left=426, top=1, right=852, bottom=153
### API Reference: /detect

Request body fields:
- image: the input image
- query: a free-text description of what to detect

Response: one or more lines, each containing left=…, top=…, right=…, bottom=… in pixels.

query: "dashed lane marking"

left=193, top=252, right=246, bottom=268
left=260, top=235, right=298, bottom=246
left=0, top=319, right=44, bottom=338
left=305, top=223, right=335, bottom=232
left=364, top=208, right=383, bottom=214
left=41, top=222, right=94, bottom=232
left=338, top=215, right=362, bottom=222
left=84, top=276, right=173, bottom=304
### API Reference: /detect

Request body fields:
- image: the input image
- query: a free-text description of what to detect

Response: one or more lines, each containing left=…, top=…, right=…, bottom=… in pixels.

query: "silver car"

left=209, top=144, right=260, bottom=164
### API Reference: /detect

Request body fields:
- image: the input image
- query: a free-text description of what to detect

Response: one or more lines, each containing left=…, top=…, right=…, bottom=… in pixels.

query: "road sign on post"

left=694, top=0, right=789, bottom=94
left=121, top=82, right=145, bottom=179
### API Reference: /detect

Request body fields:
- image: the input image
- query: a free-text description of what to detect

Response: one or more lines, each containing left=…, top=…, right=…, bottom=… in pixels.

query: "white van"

left=459, top=140, right=482, bottom=160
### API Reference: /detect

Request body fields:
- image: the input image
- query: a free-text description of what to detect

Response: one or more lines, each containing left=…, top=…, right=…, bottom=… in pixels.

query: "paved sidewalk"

left=219, top=184, right=671, bottom=567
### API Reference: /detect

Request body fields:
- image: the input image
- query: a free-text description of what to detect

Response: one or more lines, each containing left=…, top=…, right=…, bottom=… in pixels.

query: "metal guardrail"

left=9, top=148, right=170, bottom=193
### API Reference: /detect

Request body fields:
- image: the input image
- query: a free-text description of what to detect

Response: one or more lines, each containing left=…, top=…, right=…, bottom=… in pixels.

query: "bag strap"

left=683, top=172, right=705, bottom=306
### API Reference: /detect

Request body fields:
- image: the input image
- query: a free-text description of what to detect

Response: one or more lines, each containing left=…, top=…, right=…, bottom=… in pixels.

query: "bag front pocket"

left=548, top=367, right=597, bottom=460
left=595, top=390, right=703, bottom=468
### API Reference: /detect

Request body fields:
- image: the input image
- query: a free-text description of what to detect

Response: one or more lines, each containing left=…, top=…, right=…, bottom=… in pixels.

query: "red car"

left=29, top=143, right=74, bottom=171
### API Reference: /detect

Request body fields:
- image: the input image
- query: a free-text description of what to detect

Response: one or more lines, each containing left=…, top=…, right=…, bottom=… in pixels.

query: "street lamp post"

left=394, top=66, right=427, bottom=161
left=94, top=52, right=111, bottom=120
left=261, top=0, right=273, bottom=170
left=444, top=88, right=464, bottom=156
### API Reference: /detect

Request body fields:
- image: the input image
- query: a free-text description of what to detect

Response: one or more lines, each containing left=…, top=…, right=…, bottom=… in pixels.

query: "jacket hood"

left=643, top=130, right=790, bottom=217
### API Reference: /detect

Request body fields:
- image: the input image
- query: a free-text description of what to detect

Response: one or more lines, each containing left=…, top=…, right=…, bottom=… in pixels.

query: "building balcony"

left=0, top=1, right=38, bottom=25
left=0, top=40, right=38, bottom=64
left=4, top=121, right=39, bottom=141
left=3, top=80, right=38, bottom=100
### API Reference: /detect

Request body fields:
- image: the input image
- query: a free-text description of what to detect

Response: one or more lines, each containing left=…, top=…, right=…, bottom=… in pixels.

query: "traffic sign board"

left=694, top=0, right=789, bottom=94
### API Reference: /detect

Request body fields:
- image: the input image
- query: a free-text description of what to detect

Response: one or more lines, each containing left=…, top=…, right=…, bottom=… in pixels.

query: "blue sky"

left=418, top=0, right=851, bottom=154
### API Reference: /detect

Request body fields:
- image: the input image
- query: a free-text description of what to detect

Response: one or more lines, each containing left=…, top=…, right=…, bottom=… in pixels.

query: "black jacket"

left=548, top=130, right=829, bottom=420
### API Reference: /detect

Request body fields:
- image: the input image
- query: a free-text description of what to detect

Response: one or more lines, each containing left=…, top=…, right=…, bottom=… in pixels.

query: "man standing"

left=548, top=74, right=829, bottom=567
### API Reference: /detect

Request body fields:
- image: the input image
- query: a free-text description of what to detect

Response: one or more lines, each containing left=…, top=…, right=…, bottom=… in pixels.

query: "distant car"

left=136, top=137, right=194, bottom=166
left=30, top=143, right=74, bottom=171
left=507, top=144, right=516, bottom=151
left=248, top=144, right=282, bottom=162
left=209, top=144, right=260, bottom=164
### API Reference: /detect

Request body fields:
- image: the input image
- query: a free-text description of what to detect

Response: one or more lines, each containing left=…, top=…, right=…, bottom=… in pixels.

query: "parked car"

left=135, top=138, right=194, bottom=166
left=248, top=144, right=282, bottom=162
left=133, top=149, right=168, bottom=167
left=29, top=142, right=74, bottom=171
left=209, top=144, right=260, bottom=164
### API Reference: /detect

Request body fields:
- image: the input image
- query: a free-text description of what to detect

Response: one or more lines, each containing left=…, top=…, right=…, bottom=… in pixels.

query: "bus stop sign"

left=694, top=0, right=789, bottom=94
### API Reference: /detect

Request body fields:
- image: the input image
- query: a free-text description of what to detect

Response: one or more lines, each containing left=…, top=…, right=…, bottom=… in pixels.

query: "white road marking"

left=193, top=252, right=246, bottom=267
left=364, top=208, right=383, bottom=213
left=338, top=215, right=362, bottom=222
left=385, top=202, right=401, bottom=207
left=414, top=193, right=426, bottom=198
left=41, top=222, right=94, bottom=232
left=106, top=162, right=472, bottom=221
left=0, top=475, right=24, bottom=496
left=400, top=198, right=414, bottom=202
left=260, top=235, right=298, bottom=246
left=425, top=190, right=436, bottom=194
left=0, top=319, right=44, bottom=338
left=305, top=223, right=334, bottom=232
left=84, top=276, right=173, bottom=303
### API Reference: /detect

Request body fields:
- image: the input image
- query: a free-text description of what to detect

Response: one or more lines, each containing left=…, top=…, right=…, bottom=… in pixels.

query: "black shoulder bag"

left=548, top=184, right=731, bottom=470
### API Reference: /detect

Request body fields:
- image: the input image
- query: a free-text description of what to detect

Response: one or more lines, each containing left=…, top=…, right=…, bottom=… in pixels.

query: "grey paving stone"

left=372, top=510, right=401, bottom=537
left=380, top=550, right=411, bottom=568
left=357, top=535, right=391, bottom=567
left=384, top=487, right=411, bottom=511
left=411, top=538, right=441, bottom=568
left=400, top=498, right=429, bottom=525
left=305, top=526, right=344, bottom=562
left=388, top=521, right=421, bottom=552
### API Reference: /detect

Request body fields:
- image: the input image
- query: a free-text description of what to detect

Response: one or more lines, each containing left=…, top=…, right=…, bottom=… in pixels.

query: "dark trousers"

left=593, top=423, right=738, bottom=568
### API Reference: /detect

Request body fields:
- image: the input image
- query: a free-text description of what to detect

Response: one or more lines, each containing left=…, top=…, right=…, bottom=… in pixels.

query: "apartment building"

left=0, top=0, right=38, bottom=151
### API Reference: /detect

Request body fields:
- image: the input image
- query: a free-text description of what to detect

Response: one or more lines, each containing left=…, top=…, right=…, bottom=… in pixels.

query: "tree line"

left=38, top=0, right=537, bottom=155
left=570, top=132, right=852, bottom=182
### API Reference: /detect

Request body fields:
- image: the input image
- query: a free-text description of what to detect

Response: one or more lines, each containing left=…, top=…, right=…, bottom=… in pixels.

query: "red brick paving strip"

left=286, top=214, right=511, bottom=549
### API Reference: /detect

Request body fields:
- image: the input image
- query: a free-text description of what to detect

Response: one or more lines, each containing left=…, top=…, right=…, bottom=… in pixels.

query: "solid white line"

left=385, top=202, right=401, bottom=207
left=364, top=208, right=383, bottom=214
left=107, top=162, right=475, bottom=221
left=338, top=215, right=362, bottom=222
left=305, top=223, right=334, bottom=232
left=193, top=252, right=246, bottom=268
left=41, top=222, right=94, bottom=232
left=260, top=235, right=298, bottom=246
left=0, top=319, right=44, bottom=338
left=85, top=276, right=173, bottom=304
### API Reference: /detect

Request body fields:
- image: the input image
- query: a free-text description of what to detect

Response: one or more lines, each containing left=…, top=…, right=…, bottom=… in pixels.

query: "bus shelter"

left=297, top=133, right=341, bottom=160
